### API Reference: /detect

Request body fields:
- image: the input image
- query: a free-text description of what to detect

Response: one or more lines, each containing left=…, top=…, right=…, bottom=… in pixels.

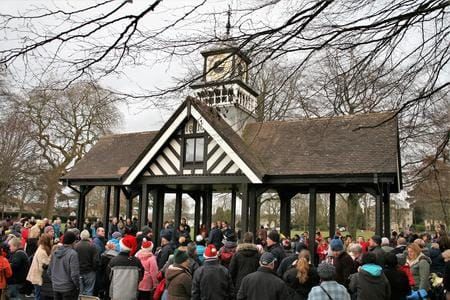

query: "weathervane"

left=226, top=5, right=232, bottom=39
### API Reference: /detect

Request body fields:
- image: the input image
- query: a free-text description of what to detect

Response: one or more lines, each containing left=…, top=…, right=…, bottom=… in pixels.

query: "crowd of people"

left=1, top=216, right=450, bottom=300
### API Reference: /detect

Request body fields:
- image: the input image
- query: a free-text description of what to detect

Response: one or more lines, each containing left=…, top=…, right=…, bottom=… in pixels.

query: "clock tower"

left=190, top=45, right=259, bottom=134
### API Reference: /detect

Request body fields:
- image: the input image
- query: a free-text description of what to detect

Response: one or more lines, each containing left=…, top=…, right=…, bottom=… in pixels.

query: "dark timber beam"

left=139, top=184, right=149, bottom=230
left=329, top=192, right=336, bottom=238
left=383, top=184, right=391, bottom=238
left=309, top=186, right=317, bottom=265
left=205, top=189, right=213, bottom=232
left=248, top=186, right=257, bottom=237
left=201, top=192, right=208, bottom=227
left=193, top=193, right=201, bottom=238
left=278, top=190, right=296, bottom=238
left=77, top=185, right=92, bottom=231
left=113, top=186, right=121, bottom=219
left=375, top=190, right=383, bottom=236
left=174, top=186, right=182, bottom=231
left=231, top=186, right=237, bottom=230
left=103, top=186, right=111, bottom=238
left=240, top=184, right=249, bottom=233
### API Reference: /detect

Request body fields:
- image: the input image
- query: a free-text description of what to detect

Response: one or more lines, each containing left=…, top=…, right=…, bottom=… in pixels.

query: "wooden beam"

left=156, top=189, right=165, bottom=246
left=138, top=175, right=250, bottom=185
left=103, top=186, right=111, bottom=238
left=231, top=186, right=237, bottom=230
left=77, top=185, right=87, bottom=230
left=174, top=186, right=182, bottom=231
left=278, top=190, right=295, bottom=238
left=126, top=198, right=133, bottom=220
left=309, top=186, right=317, bottom=265
left=113, top=186, right=121, bottom=219
left=240, top=184, right=249, bottom=233
left=383, top=184, right=391, bottom=238
left=375, top=191, right=383, bottom=236
left=205, top=189, right=213, bottom=231
left=193, top=193, right=201, bottom=237
left=139, top=184, right=149, bottom=230
left=329, top=191, right=336, bottom=239
left=248, top=186, right=257, bottom=237
left=201, top=192, right=208, bottom=227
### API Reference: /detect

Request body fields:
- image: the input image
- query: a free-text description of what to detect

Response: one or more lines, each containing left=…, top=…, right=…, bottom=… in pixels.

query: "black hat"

left=260, top=252, right=276, bottom=265
left=63, top=231, right=77, bottom=245
left=267, top=230, right=280, bottom=243
left=371, top=235, right=382, bottom=246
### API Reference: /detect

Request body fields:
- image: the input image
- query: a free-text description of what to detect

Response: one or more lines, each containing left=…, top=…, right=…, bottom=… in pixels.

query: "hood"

left=166, top=264, right=189, bottom=281
left=419, top=253, right=432, bottom=264
left=136, top=250, right=154, bottom=260
left=429, top=248, right=441, bottom=258
left=361, top=264, right=383, bottom=277
left=54, top=245, right=71, bottom=258
left=237, top=243, right=258, bottom=256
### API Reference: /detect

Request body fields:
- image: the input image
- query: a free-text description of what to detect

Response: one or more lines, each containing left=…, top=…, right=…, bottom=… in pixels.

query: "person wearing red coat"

left=0, top=248, right=13, bottom=295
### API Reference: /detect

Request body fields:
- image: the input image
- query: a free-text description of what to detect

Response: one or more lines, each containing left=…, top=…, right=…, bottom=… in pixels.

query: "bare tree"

left=9, top=81, right=122, bottom=217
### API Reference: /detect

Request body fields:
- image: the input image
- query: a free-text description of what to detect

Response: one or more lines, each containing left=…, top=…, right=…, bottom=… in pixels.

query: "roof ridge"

left=100, top=130, right=159, bottom=139
left=252, top=111, right=396, bottom=126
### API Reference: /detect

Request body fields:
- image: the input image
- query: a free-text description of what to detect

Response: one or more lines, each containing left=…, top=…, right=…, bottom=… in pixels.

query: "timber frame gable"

left=122, top=97, right=263, bottom=185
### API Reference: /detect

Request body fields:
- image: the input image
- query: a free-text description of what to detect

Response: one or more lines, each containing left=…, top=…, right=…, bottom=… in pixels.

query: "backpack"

left=153, top=277, right=166, bottom=300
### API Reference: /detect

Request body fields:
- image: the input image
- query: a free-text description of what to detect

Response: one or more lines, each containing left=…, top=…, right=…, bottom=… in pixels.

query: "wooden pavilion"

left=61, top=45, right=402, bottom=260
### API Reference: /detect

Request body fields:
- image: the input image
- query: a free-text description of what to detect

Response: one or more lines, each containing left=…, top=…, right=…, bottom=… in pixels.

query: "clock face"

left=212, top=59, right=225, bottom=74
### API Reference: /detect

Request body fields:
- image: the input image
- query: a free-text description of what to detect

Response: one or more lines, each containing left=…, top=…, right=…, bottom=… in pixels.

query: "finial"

left=226, top=5, right=231, bottom=38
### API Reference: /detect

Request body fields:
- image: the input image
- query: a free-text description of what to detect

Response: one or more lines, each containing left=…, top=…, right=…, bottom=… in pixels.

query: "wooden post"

left=113, top=186, right=120, bottom=219
left=375, top=191, right=383, bottom=236
left=126, top=198, right=133, bottom=220
left=194, top=193, right=201, bottom=237
left=201, top=192, right=208, bottom=227
left=174, top=187, right=182, bottom=230
left=139, top=184, right=148, bottom=230
left=103, top=186, right=111, bottom=238
left=279, top=190, right=293, bottom=238
left=329, top=191, right=336, bottom=238
left=231, top=186, right=237, bottom=230
left=309, top=186, right=317, bottom=265
left=77, top=185, right=87, bottom=230
left=248, top=186, right=257, bottom=237
left=240, top=184, right=249, bottom=233
left=206, top=189, right=213, bottom=231
left=383, top=184, right=391, bottom=238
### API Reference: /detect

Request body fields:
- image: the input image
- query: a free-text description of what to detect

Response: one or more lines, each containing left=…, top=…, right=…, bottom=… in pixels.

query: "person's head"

left=96, top=227, right=105, bottom=238
left=161, top=233, right=171, bottom=245
left=369, top=235, right=381, bottom=248
left=203, top=244, right=218, bottom=261
left=112, top=231, right=122, bottom=240
left=296, top=250, right=311, bottom=284
left=112, top=217, right=118, bottom=224
left=420, top=233, right=431, bottom=242
left=361, top=252, right=377, bottom=265
left=330, top=238, right=344, bottom=256
left=181, top=217, right=187, bottom=225
left=259, top=252, right=276, bottom=270
left=44, top=225, right=55, bottom=238
left=126, top=218, right=132, bottom=225
left=267, top=230, right=280, bottom=246
left=141, top=239, right=154, bottom=252
left=105, top=241, right=116, bottom=251
left=222, top=221, right=228, bottom=229
left=242, top=232, right=254, bottom=244
left=120, top=235, right=138, bottom=256
left=187, top=242, right=197, bottom=259
left=442, top=249, right=450, bottom=262
left=414, top=238, right=425, bottom=249
left=38, top=233, right=53, bottom=256
left=8, top=237, right=22, bottom=253
left=381, top=237, right=390, bottom=246
left=317, top=263, right=336, bottom=281
left=173, top=249, right=189, bottom=268
left=357, top=236, right=365, bottom=243
left=63, top=231, right=77, bottom=246
left=397, top=237, right=406, bottom=246
left=407, top=243, right=422, bottom=260
left=345, top=235, right=352, bottom=243
left=384, top=252, right=399, bottom=268
left=349, top=243, right=362, bottom=258
left=80, top=230, right=90, bottom=241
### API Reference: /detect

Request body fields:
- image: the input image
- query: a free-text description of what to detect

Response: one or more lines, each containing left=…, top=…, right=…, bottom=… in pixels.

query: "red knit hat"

left=120, top=235, right=138, bottom=256
left=204, top=244, right=218, bottom=260
left=141, top=239, right=153, bottom=252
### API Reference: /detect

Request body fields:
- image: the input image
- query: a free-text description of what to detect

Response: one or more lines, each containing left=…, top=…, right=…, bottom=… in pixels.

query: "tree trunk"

left=347, top=193, right=360, bottom=238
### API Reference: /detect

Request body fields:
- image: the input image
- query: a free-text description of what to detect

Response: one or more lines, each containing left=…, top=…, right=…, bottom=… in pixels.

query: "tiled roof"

left=242, top=112, right=399, bottom=176
left=62, top=131, right=158, bottom=180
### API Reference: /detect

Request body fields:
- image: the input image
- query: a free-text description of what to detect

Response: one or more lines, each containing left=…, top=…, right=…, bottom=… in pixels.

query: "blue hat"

left=330, top=238, right=344, bottom=251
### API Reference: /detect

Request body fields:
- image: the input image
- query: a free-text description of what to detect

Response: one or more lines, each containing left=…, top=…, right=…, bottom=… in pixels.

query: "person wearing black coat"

left=237, top=252, right=289, bottom=300
left=430, top=245, right=445, bottom=275
left=383, top=252, right=410, bottom=300
left=157, top=235, right=173, bottom=270
left=267, top=231, right=286, bottom=271
left=229, top=237, right=260, bottom=292
left=7, top=237, right=29, bottom=299
left=192, top=245, right=234, bottom=300
left=208, top=224, right=223, bottom=250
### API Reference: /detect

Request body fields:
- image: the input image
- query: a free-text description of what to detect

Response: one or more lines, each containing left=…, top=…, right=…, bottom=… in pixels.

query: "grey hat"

left=260, top=252, right=276, bottom=265
left=68, top=228, right=80, bottom=237
left=317, top=263, right=336, bottom=280
left=112, top=231, right=122, bottom=239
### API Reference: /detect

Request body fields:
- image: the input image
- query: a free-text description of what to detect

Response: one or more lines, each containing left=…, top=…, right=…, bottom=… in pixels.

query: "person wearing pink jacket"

left=135, top=239, right=158, bottom=300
